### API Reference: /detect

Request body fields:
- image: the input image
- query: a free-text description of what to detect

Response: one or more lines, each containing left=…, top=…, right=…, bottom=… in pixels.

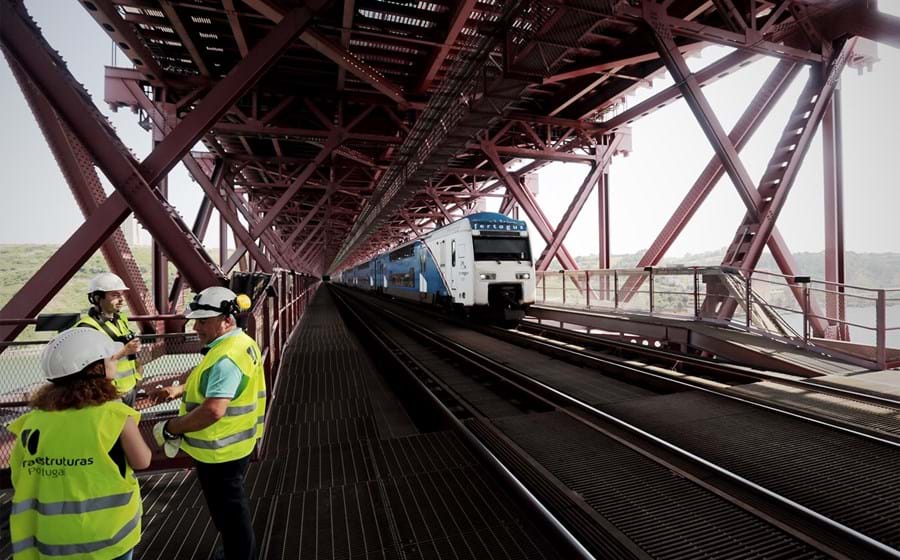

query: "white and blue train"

left=337, top=212, right=536, bottom=322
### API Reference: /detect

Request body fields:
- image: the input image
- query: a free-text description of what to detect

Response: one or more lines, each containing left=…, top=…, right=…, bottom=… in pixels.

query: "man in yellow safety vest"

left=150, top=286, right=263, bottom=560
left=75, top=273, right=142, bottom=406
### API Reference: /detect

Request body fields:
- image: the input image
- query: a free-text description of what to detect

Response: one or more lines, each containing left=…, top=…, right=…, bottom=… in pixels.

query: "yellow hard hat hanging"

left=236, top=294, right=252, bottom=311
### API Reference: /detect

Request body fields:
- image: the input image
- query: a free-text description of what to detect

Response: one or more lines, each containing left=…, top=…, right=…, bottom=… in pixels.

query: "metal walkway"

left=1, top=289, right=559, bottom=560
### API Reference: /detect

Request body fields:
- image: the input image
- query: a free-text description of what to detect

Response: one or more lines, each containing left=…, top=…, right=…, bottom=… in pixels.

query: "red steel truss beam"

left=140, top=3, right=330, bottom=186
left=651, top=15, right=762, bottom=215
left=246, top=1, right=407, bottom=106
left=0, top=195, right=129, bottom=345
left=823, top=90, right=847, bottom=338
left=482, top=143, right=580, bottom=271
left=112, top=78, right=279, bottom=271
left=544, top=43, right=703, bottom=84
left=632, top=3, right=822, bottom=63
left=537, top=135, right=624, bottom=271
left=8, top=57, right=157, bottom=331
left=251, top=131, right=344, bottom=236
left=634, top=59, right=800, bottom=271
left=416, top=0, right=478, bottom=94
left=0, top=1, right=220, bottom=289
left=599, top=48, right=759, bottom=128
left=722, top=43, right=853, bottom=275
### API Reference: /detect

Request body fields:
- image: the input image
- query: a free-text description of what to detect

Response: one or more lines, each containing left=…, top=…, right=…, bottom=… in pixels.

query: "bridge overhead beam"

left=245, top=1, right=408, bottom=107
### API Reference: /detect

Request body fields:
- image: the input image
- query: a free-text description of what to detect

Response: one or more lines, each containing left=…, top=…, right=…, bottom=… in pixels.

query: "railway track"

left=332, top=286, right=900, bottom=560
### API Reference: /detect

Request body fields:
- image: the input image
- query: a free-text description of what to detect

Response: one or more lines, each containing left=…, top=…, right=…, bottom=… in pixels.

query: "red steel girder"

left=112, top=78, right=280, bottom=271
left=416, top=0, right=478, bottom=94
left=7, top=57, right=157, bottom=331
left=0, top=2, right=218, bottom=288
left=631, top=3, right=822, bottom=63
left=537, top=135, right=623, bottom=271
left=633, top=59, right=800, bottom=272
left=483, top=143, right=580, bottom=271
left=139, top=3, right=331, bottom=188
left=722, top=43, right=854, bottom=274
left=823, top=90, right=848, bottom=338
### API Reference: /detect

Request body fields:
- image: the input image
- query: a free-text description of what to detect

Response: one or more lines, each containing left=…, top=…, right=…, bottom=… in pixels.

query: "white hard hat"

left=40, top=328, right=123, bottom=381
left=88, top=272, right=129, bottom=294
left=185, top=286, right=240, bottom=319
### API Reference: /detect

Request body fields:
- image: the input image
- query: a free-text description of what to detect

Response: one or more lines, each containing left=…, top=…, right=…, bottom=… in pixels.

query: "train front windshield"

left=473, top=237, right=532, bottom=261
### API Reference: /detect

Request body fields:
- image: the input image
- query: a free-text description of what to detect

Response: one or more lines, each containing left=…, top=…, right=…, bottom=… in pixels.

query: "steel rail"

left=329, top=288, right=598, bottom=560
left=338, top=287, right=900, bottom=560
left=515, top=320, right=900, bottom=409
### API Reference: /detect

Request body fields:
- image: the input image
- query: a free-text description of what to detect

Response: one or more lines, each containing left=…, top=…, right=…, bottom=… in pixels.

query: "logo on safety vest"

left=20, top=428, right=94, bottom=478
left=20, top=429, right=39, bottom=455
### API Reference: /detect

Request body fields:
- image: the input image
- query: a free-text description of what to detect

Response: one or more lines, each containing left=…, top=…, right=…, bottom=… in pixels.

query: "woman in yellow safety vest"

left=7, top=328, right=152, bottom=560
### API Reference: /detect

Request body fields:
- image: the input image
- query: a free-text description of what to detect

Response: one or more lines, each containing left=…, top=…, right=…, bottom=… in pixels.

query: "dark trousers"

left=194, top=455, right=255, bottom=560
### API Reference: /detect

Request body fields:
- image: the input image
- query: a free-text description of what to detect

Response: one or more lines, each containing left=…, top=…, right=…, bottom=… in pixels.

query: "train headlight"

left=479, top=273, right=496, bottom=280
left=516, top=272, right=531, bottom=280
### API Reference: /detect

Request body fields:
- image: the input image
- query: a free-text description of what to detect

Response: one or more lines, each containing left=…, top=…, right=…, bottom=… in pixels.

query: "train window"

left=451, top=240, right=456, bottom=267
left=419, top=247, right=426, bottom=271
left=473, top=238, right=532, bottom=261
left=390, top=244, right=415, bottom=261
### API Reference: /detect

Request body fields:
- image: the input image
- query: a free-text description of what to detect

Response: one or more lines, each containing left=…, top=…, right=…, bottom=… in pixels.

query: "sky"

left=0, top=1, right=898, bottom=262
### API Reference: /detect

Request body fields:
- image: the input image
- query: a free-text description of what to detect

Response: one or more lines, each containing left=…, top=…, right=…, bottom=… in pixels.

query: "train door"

left=450, top=239, right=457, bottom=293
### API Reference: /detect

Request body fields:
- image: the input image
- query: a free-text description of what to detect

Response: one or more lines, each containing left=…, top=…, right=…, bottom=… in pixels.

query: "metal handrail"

left=536, top=266, right=898, bottom=371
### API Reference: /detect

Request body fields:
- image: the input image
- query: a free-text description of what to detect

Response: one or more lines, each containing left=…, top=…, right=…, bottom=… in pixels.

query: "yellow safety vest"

left=8, top=402, right=142, bottom=560
left=75, top=313, right=141, bottom=395
left=179, top=329, right=265, bottom=463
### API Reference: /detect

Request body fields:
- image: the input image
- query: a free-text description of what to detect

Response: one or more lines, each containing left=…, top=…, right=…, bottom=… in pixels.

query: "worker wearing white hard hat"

left=75, top=273, right=143, bottom=406
left=8, top=328, right=151, bottom=560
left=150, top=286, right=262, bottom=560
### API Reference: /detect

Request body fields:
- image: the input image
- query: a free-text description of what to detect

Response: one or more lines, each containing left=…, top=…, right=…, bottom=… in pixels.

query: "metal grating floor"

left=129, top=289, right=562, bottom=559
left=491, top=411, right=826, bottom=560
left=600, top=390, right=900, bottom=550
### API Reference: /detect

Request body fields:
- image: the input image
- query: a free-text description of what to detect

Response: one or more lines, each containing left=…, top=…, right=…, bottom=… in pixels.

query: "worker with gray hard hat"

left=75, top=272, right=143, bottom=406
left=8, top=328, right=151, bottom=559
left=150, top=286, right=263, bottom=560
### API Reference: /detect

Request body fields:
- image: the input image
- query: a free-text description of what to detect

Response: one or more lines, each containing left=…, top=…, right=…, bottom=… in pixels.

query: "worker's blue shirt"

left=200, top=328, right=244, bottom=399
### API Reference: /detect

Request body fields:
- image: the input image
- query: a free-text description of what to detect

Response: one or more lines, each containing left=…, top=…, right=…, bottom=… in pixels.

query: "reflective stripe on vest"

left=75, top=314, right=140, bottom=393
left=182, top=425, right=258, bottom=450
left=179, top=330, right=265, bottom=463
left=11, top=491, right=133, bottom=516
left=11, top=507, right=140, bottom=556
left=184, top=401, right=257, bottom=416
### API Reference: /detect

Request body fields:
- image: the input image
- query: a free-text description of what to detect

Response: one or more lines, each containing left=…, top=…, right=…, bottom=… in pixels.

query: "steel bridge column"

left=152, top=110, right=172, bottom=314
left=823, top=89, right=848, bottom=339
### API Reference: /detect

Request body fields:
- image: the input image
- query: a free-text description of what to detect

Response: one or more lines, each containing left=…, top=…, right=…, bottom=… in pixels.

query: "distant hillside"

left=0, top=244, right=183, bottom=341
left=2, top=244, right=897, bottom=341
left=569, top=249, right=900, bottom=289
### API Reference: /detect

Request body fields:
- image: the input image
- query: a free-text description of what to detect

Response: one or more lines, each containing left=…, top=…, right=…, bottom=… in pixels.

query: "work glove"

left=152, top=420, right=182, bottom=458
